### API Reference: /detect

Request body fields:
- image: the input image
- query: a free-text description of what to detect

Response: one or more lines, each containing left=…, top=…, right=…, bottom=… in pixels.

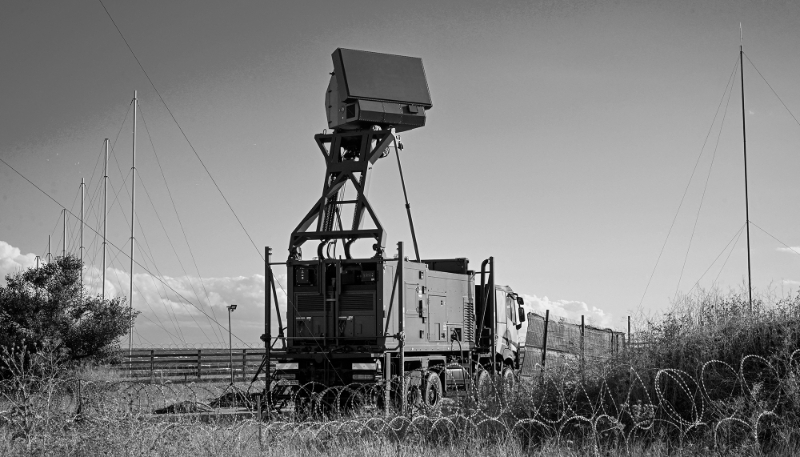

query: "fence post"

left=610, top=330, right=614, bottom=356
left=541, top=310, right=549, bottom=379
left=197, top=349, right=202, bottom=380
left=257, top=393, right=263, bottom=449
left=580, top=315, right=585, bottom=384
left=242, top=349, right=247, bottom=382
left=76, top=379, right=82, bottom=416
left=627, top=316, right=631, bottom=351
left=150, top=349, right=154, bottom=383
left=384, top=352, right=391, bottom=418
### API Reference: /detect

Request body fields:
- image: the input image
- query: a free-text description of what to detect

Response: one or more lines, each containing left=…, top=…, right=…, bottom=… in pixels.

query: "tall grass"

left=1, top=288, right=799, bottom=456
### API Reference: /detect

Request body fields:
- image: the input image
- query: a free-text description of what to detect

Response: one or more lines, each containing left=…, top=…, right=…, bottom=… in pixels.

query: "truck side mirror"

left=518, top=306, right=526, bottom=323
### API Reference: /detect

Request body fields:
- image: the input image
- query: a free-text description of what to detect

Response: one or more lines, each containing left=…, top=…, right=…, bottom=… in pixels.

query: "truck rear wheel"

left=423, top=372, right=442, bottom=407
left=501, top=367, right=515, bottom=390
left=475, top=369, right=492, bottom=398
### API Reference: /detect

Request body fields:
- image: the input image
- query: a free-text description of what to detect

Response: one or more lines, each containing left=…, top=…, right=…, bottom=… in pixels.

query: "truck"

left=261, top=48, right=528, bottom=411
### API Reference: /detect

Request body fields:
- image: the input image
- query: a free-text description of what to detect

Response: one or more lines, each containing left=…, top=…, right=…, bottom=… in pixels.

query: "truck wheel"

left=475, top=369, right=492, bottom=398
left=406, top=384, right=422, bottom=408
left=423, top=372, right=442, bottom=407
left=501, top=367, right=515, bottom=390
left=391, top=378, right=421, bottom=411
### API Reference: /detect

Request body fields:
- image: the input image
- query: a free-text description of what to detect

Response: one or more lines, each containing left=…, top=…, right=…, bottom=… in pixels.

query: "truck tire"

left=391, top=376, right=421, bottom=411
left=475, top=369, right=492, bottom=398
left=501, top=367, right=515, bottom=390
left=423, top=372, right=442, bottom=407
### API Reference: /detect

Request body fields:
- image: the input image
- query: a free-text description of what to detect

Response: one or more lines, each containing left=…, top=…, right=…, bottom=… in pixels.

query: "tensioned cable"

left=750, top=220, right=800, bottom=256
left=95, top=3, right=339, bottom=361
left=129, top=267, right=184, bottom=344
left=134, top=180, right=210, bottom=343
left=743, top=53, right=800, bottom=129
left=44, top=211, right=62, bottom=259
left=138, top=103, right=225, bottom=343
left=108, top=146, right=132, bottom=215
left=99, top=100, right=133, bottom=214
left=94, top=95, right=223, bottom=344
left=673, top=60, right=738, bottom=300
left=637, top=55, right=740, bottom=308
left=134, top=176, right=218, bottom=344
left=130, top=190, right=207, bottom=344
left=85, top=103, right=131, bottom=203
left=712, top=226, right=746, bottom=286
left=684, top=223, right=745, bottom=296
left=97, top=0, right=264, bottom=262
left=0, top=156, right=253, bottom=346
left=130, top=212, right=189, bottom=343
left=98, top=2, right=383, bottom=378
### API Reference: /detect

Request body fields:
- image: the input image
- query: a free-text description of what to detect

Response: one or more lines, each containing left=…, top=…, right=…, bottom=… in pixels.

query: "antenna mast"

left=80, top=178, right=86, bottom=280
left=129, top=91, right=137, bottom=354
left=103, top=139, right=109, bottom=299
left=80, top=178, right=84, bottom=297
left=739, top=25, right=753, bottom=312
left=62, top=208, right=66, bottom=257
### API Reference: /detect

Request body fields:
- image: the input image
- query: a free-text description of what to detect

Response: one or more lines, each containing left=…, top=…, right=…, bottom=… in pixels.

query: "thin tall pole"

left=541, top=310, right=550, bottom=373
left=627, top=315, right=631, bottom=349
left=47, top=236, right=51, bottom=263
left=580, top=314, right=585, bottom=383
left=80, top=178, right=84, bottom=291
left=229, top=307, right=234, bottom=385
left=397, top=241, right=405, bottom=413
left=394, top=143, right=421, bottom=262
left=489, top=256, right=495, bottom=375
left=265, top=247, right=272, bottom=408
left=740, top=37, right=753, bottom=312
left=102, top=139, right=109, bottom=299
left=129, top=90, right=137, bottom=354
left=62, top=208, right=66, bottom=257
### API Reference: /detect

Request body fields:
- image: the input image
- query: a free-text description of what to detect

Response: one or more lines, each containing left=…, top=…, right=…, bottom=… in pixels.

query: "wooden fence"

left=117, top=348, right=274, bottom=384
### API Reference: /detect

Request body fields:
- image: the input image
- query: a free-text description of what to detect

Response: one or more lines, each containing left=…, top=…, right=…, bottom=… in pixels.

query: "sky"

left=1, top=0, right=800, bottom=347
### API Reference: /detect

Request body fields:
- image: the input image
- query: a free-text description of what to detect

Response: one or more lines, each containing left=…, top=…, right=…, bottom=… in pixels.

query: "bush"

left=0, top=255, right=138, bottom=376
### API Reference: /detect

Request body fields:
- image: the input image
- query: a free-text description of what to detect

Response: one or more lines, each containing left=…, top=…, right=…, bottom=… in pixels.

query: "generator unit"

left=262, top=49, right=526, bottom=410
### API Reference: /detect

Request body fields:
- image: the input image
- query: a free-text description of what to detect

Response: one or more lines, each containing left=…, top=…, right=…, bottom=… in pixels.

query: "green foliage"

left=0, top=255, right=137, bottom=372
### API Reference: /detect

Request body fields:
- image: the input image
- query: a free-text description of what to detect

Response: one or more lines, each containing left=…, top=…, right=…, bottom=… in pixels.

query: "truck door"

left=405, top=283, right=426, bottom=342
left=428, top=294, right=447, bottom=341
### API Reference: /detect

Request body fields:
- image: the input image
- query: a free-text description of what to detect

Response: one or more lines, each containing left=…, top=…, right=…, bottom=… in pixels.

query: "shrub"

left=0, top=255, right=138, bottom=377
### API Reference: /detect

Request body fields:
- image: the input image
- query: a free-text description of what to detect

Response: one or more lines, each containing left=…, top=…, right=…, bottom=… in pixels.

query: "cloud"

left=777, top=246, right=800, bottom=255
left=81, top=266, right=289, bottom=346
left=3, top=240, right=617, bottom=345
left=0, top=241, right=37, bottom=286
left=783, top=279, right=800, bottom=286
left=0, top=239, right=283, bottom=346
left=519, top=293, right=613, bottom=329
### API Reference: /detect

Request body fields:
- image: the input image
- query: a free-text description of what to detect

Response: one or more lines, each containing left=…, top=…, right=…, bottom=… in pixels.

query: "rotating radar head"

left=325, top=48, right=432, bottom=133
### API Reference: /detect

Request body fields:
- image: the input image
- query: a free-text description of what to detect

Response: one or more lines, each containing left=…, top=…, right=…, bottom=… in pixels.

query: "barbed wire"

left=2, top=350, right=798, bottom=454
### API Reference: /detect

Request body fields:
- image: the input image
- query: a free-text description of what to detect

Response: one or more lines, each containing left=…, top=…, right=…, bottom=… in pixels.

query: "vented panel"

left=463, top=297, right=475, bottom=343
left=296, top=294, right=324, bottom=312
left=340, top=292, right=374, bottom=311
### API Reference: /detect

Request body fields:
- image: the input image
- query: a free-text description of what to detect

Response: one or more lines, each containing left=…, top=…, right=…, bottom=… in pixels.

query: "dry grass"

left=2, top=288, right=800, bottom=456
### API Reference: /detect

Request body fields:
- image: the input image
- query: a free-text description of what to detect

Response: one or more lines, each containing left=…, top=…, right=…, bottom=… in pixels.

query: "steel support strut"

left=289, top=129, right=394, bottom=260
left=398, top=241, right=405, bottom=413
left=264, top=246, right=272, bottom=413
